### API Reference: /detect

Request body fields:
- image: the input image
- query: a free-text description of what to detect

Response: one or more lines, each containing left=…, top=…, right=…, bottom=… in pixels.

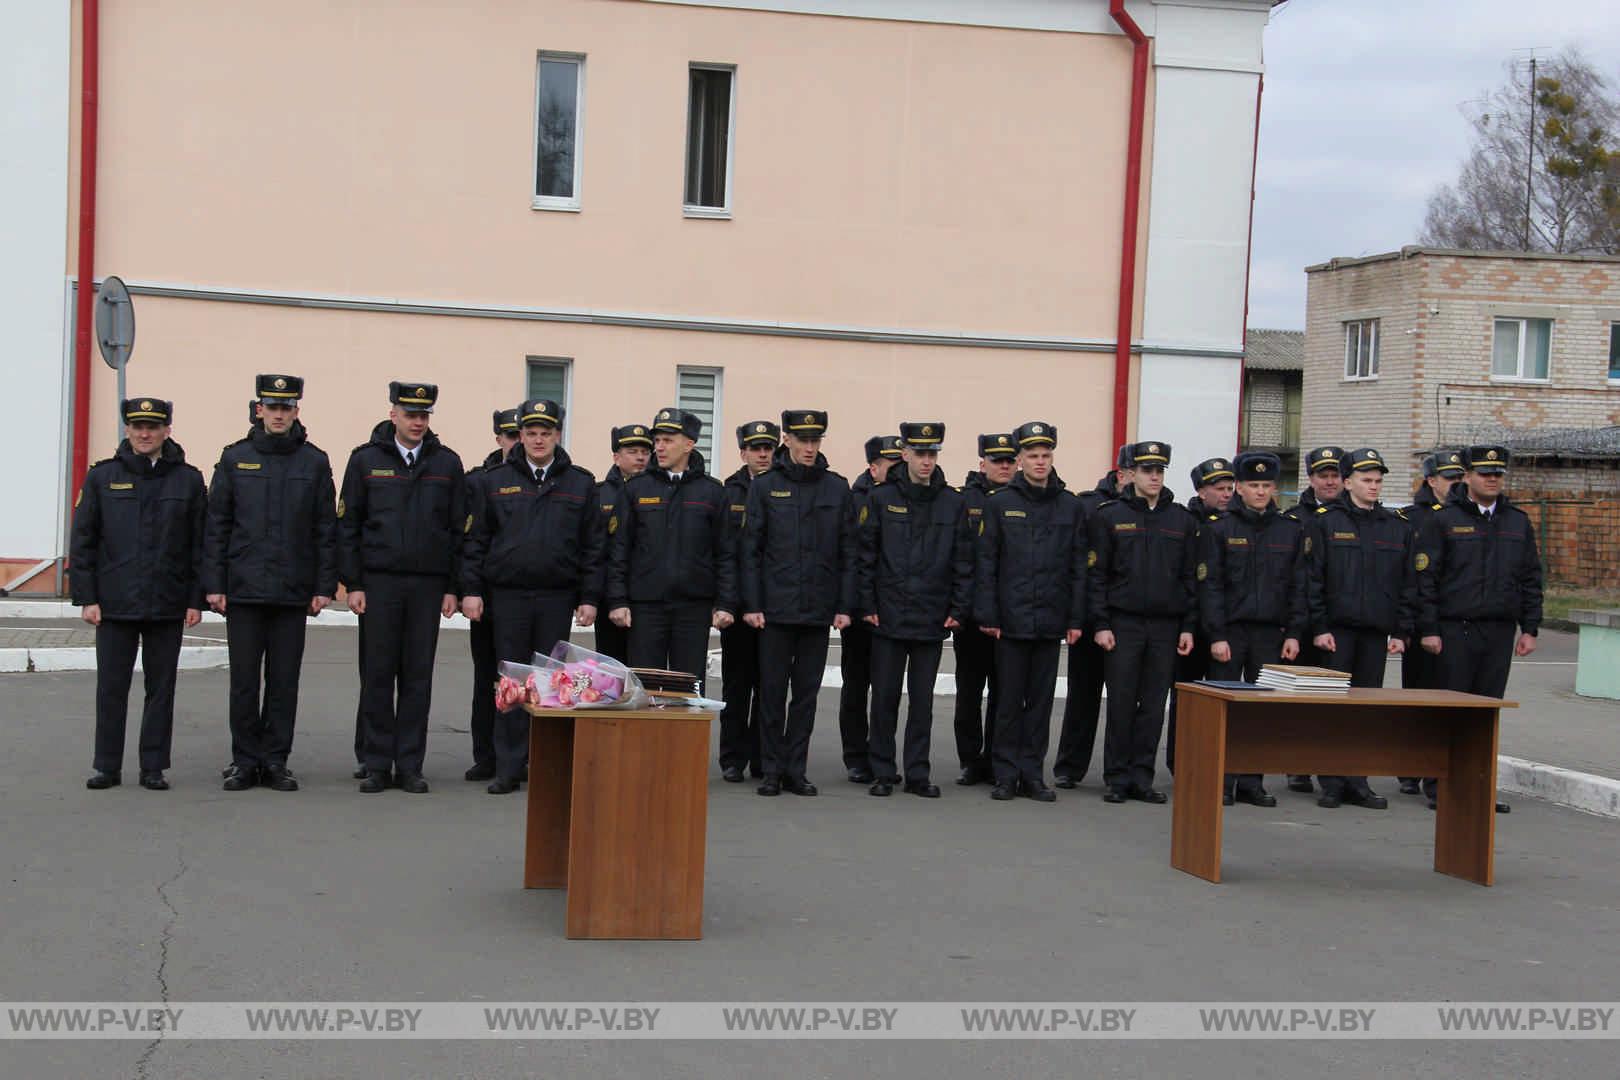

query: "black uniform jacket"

left=607, top=451, right=736, bottom=612
left=1087, top=486, right=1199, bottom=633
left=337, top=420, right=465, bottom=590
left=857, top=469, right=973, bottom=641
left=203, top=421, right=339, bottom=606
left=1415, top=488, right=1544, bottom=636
left=1305, top=494, right=1415, bottom=638
left=739, top=446, right=857, bottom=626
left=460, top=444, right=600, bottom=602
left=1198, top=500, right=1307, bottom=642
left=71, top=439, right=207, bottom=620
left=973, top=472, right=1088, bottom=640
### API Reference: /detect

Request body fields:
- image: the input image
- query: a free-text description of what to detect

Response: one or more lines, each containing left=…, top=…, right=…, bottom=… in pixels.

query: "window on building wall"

left=1343, top=319, right=1379, bottom=379
left=684, top=65, right=735, bottom=216
left=534, top=53, right=585, bottom=210
left=526, top=357, right=572, bottom=442
left=676, top=366, right=722, bottom=464
left=1609, top=323, right=1620, bottom=382
left=1492, top=317, right=1552, bottom=381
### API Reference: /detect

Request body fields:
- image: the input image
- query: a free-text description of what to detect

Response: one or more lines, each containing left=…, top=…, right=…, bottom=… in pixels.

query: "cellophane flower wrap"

left=495, top=641, right=647, bottom=712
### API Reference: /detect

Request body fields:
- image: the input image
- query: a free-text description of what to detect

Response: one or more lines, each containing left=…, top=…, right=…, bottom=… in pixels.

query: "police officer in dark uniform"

left=1306, top=447, right=1414, bottom=809
left=1164, top=456, right=1236, bottom=776
left=338, top=382, right=465, bottom=794
left=460, top=398, right=602, bottom=794
left=74, top=398, right=207, bottom=791
left=1052, top=444, right=1135, bottom=788
left=1396, top=449, right=1465, bottom=795
left=952, top=433, right=1016, bottom=785
left=718, top=420, right=779, bottom=782
left=858, top=422, right=973, bottom=798
left=461, top=408, right=521, bottom=782
left=204, top=374, right=339, bottom=792
left=592, top=424, right=653, bottom=665
left=974, top=421, right=1088, bottom=803
left=1089, top=441, right=1197, bottom=804
left=1281, top=444, right=1346, bottom=794
left=1416, top=444, right=1542, bottom=811
left=839, top=434, right=902, bottom=784
left=1199, top=451, right=1307, bottom=806
left=607, top=408, right=735, bottom=685
left=740, top=410, right=856, bottom=797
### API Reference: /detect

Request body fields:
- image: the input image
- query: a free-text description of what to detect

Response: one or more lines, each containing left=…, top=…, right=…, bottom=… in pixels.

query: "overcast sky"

left=1249, top=0, right=1620, bottom=330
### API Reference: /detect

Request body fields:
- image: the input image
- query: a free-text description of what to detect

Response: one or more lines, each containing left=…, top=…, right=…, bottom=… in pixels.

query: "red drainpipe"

left=1235, top=73, right=1264, bottom=454
left=70, top=0, right=101, bottom=508
left=1108, top=1, right=1149, bottom=461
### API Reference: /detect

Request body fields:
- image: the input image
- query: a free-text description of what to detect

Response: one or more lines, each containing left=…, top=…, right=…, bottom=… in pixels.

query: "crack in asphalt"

left=133, top=843, right=187, bottom=1080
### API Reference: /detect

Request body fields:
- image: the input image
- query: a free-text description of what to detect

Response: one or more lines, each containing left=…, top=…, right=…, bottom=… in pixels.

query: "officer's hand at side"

left=833, top=614, right=851, bottom=631
left=1210, top=640, right=1232, bottom=663
left=1386, top=636, right=1406, bottom=655
left=1093, top=629, right=1114, bottom=651
left=944, top=616, right=960, bottom=630
left=1516, top=632, right=1538, bottom=657
left=576, top=604, right=597, bottom=628
left=347, top=590, right=366, bottom=616
left=712, top=610, right=734, bottom=630
left=207, top=593, right=227, bottom=614
left=980, top=625, right=1000, bottom=639
left=1177, top=633, right=1194, bottom=657
left=1421, top=635, right=1443, bottom=655
left=1313, top=632, right=1335, bottom=653
left=462, top=596, right=484, bottom=621
left=863, top=614, right=879, bottom=626
left=744, top=612, right=765, bottom=629
left=441, top=594, right=457, bottom=618
left=609, top=607, right=632, bottom=628
left=1065, top=628, right=1082, bottom=646
left=185, top=608, right=201, bottom=628
left=1281, top=637, right=1300, bottom=661
left=309, top=596, right=331, bottom=616
left=81, top=604, right=101, bottom=627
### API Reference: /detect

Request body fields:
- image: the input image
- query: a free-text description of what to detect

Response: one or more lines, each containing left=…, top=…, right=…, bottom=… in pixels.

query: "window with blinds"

left=676, top=367, right=721, bottom=464
left=526, top=357, right=572, bottom=442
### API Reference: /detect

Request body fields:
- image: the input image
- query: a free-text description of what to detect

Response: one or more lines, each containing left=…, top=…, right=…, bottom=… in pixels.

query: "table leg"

left=1170, top=689, right=1227, bottom=883
left=1433, top=707, right=1497, bottom=886
left=523, top=714, right=574, bottom=889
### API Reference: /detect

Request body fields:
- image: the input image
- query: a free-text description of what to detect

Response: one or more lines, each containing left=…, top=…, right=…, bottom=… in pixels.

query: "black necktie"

left=406, top=450, right=415, bottom=468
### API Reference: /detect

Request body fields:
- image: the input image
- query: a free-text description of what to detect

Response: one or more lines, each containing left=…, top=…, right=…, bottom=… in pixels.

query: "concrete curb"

left=0, top=645, right=229, bottom=673
left=1498, top=754, right=1620, bottom=820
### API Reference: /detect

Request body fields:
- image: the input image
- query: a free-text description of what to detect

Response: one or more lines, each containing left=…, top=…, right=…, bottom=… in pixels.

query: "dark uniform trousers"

left=837, top=622, right=874, bottom=773
left=227, top=603, right=309, bottom=769
left=868, top=636, right=942, bottom=783
left=991, top=638, right=1060, bottom=787
left=1424, top=618, right=1516, bottom=800
left=1165, top=646, right=1210, bottom=776
left=353, top=615, right=365, bottom=767
left=467, top=595, right=497, bottom=770
left=1101, top=614, right=1180, bottom=793
left=628, top=600, right=713, bottom=693
left=758, top=623, right=830, bottom=781
left=1317, top=626, right=1388, bottom=799
left=1206, top=621, right=1285, bottom=797
left=1286, top=641, right=1327, bottom=790
left=594, top=618, right=629, bottom=666
left=951, top=624, right=999, bottom=775
left=490, top=586, right=575, bottom=781
left=1053, top=637, right=1106, bottom=782
left=1398, top=634, right=1441, bottom=787
left=719, top=623, right=763, bottom=776
left=93, top=618, right=184, bottom=774
left=360, top=572, right=445, bottom=776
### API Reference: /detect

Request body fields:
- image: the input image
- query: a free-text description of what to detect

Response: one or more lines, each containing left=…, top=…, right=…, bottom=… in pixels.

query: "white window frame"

left=525, top=356, right=574, bottom=445
left=533, top=52, right=586, bottom=212
left=683, top=63, right=737, bottom=219
left=675, top=365, right=724, bottom=464
left=1490, top=317, right=1553, bottom=384
left=1608, top=322, right=1620, bottom=386
left=1342, top=318, right=1379, bottom=381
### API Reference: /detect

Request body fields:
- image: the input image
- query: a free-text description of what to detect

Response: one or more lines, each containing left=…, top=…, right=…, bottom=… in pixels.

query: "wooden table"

left=1170, top=683, right=1516, bottom=886
left=523, top=706, right=714, bottom=939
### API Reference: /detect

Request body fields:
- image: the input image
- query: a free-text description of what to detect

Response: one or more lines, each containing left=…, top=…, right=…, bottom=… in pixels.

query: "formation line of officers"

left=72, top=375, right=1542, bottom=810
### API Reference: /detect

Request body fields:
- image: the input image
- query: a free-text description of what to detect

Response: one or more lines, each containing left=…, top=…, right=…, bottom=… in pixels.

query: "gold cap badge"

left=273, top=377, right=287, bottom=389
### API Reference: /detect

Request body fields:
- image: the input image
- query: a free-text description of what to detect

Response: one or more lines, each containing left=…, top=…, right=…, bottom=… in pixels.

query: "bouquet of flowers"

left=495, top=641, right=648, bottom=712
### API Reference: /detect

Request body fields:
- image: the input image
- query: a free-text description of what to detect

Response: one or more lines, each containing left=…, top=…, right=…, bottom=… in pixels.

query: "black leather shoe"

left=869, top=780, right=894, bottom=797
left=1021, top=780, right=1057, bottom=803
left=359, top=772, right=388, bottom=794
left=1103, top=788, right=1128, bottom=804
left=222, top=765, right=257, bottom=791
left=904, top=779, right=941, bottom=799
left=1130, top=787, right=1168, bottom=804
left=1222, top=792, right=1235, bottom=806
left=1427, top=798, right=1437, bottom=811
left=1343, top=787, right=1387, bottom=810
left=396, top=773, right=429, bottom=794
left=262, top=765, right=299, bottom=792
left=138, top=771, right=169, bottom=791
left=1398, top=779, right=1422, bottom=796
left=487, top=777, right=520, bottom=795
left=1317, top=793, right=1342, bottom=808
left=353, top=764, right=369, bottom=780
left=464, top=763, right=496, bottom=782
left=86, top=771, right=121, bottom=790
left=956, top=767, right=981, bottom=786
left=783, top=776, right=819, bottom=797
left=989, top=782, right=1017, bottom=801
left=756, top=776, right=782, bottom=797
left=721, top=765, right=745, bottom=783
left=1495, top=801, right=1511, bottom=814
left=847, top=767, right=874, bottom=784
left=1287, top=775, right=1315, bottom=794
left=1237, top=788, right=1277, bottom=808
left=1053, top=774, right=1078, bottom=790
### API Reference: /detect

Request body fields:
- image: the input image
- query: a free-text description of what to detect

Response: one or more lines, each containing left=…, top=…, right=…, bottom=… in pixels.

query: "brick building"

left=1238, top=328, right=1303, bottom=494
left=1301, top=246, right=1620, bottom=497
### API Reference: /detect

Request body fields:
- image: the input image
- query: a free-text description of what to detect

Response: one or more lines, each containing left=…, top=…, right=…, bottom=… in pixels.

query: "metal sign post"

left=94, top=275, right=136, bottom=447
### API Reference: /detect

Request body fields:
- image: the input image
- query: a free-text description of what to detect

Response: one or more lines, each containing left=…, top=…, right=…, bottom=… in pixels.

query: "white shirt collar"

left=396, top=438, right=420, bottom=463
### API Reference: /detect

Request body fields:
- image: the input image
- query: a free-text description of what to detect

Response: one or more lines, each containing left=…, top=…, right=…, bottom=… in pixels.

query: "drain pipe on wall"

left=70, top=0, right=101, bottom=509
left=1108, top=0, right=1150, bottom=461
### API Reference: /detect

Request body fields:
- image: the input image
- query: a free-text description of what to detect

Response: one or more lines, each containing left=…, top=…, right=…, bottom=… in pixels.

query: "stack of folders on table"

left=1255, top=665, right=1352, bottom=694
left=631, top=667, right=704, bottom=704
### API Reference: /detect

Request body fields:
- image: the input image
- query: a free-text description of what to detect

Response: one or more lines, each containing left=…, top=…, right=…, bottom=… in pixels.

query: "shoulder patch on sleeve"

left=858, top=504, right=869, bottom=525
left=1415, top=551, right=1429, bottom=572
